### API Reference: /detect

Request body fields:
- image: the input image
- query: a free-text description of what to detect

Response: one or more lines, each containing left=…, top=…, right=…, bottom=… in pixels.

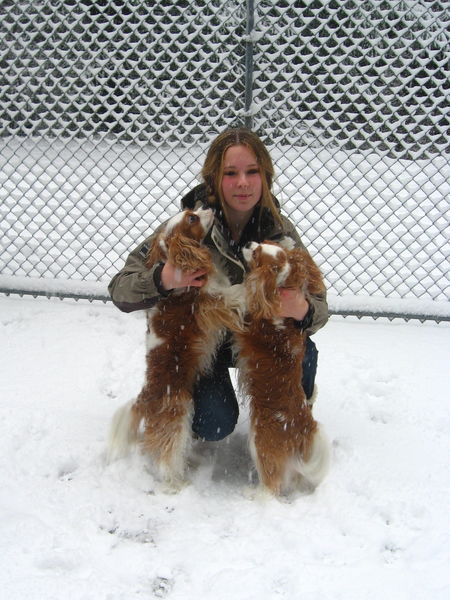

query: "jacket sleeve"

left=280, top=215, right=329, bottom=335
left=108, top=234, right=165, bottom=313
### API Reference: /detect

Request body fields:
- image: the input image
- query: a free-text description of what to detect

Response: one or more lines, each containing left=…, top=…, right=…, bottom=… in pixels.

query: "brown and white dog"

left=235, top=240, right=330, bottom=497
left=107, top=207, right=244, bottom=488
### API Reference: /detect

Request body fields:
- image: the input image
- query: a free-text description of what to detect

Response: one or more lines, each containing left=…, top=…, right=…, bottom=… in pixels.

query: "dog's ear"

left=288, top=248, right=325, bottom=296
left=285, top=249, right=308, bottom=289
left=246, top=264, right=281, bottom=320
left=145, top=233, right=167, bottom=269
left=167, top=233, right=213, bottom=275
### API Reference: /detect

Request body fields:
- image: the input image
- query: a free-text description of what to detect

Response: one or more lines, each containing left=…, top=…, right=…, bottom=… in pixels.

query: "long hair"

left=201, top=128, right=282, bottom=226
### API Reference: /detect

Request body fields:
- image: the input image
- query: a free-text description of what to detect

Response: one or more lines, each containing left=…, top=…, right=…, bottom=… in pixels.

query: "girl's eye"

left=223, top=169, right=259, bottom=176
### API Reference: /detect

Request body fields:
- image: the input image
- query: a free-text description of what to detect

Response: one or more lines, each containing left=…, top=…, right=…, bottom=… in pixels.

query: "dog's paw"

left=158, top=478, right=190, bottom=495
left=242, top=484, right=275, bottom=503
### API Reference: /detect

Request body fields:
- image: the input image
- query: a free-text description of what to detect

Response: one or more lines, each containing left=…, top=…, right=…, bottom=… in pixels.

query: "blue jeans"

left=191, top=338, right=318, bottom=441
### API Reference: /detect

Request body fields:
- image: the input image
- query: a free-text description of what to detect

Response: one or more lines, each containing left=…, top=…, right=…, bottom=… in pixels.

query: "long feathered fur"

left=236, top=240, right=330, bottom=496
left=107, top=208, right=244, bottom=488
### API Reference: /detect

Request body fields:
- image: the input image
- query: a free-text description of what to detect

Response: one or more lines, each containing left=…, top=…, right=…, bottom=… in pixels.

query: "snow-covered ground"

left=1, top=294, right=449, bottom=600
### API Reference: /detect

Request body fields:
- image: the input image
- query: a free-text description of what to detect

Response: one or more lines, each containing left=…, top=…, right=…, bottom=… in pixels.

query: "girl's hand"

left=161, top=261, right=208, bottom=290
left=278, top=287, right=309, bottom=320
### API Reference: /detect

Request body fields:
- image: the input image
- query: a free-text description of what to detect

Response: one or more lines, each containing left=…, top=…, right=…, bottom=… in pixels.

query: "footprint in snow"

left=151, top=576, right=174, bottom=598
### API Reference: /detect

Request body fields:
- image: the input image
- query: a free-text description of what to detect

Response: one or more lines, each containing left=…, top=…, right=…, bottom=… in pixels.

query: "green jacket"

left=108, top=185, right=328, bottom=335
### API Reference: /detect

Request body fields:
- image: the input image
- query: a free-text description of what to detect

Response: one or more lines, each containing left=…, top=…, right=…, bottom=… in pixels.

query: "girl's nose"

left=237, top=172, right=248, bottom=186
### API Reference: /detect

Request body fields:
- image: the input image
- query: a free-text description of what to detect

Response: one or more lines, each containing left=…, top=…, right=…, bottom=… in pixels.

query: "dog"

left=107, top=207, right=244, bottom=488
left=235, top=240, right=330, bottom=497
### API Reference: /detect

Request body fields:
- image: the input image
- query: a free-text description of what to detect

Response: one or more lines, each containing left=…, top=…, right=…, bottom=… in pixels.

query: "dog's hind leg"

left=141, top=391, right=194, bottom=490
left=249, top=427, right=287, bottom=496
left=157, top=408, right=193, bottom=492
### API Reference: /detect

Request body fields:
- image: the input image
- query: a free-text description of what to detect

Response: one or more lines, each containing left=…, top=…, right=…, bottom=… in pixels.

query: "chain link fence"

left=0, top=0, right=449, bottom=321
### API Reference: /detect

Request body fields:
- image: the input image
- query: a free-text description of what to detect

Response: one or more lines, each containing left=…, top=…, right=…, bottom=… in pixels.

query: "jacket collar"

left=213, top=204, right=282, bottom=253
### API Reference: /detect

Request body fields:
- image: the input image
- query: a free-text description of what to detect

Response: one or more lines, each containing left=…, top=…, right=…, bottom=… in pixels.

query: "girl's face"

left=221, top=145, right=263, bottom=217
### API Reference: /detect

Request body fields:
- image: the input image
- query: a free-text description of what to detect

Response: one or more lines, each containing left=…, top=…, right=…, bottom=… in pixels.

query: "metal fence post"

left=244, top=0, right=255, bottom=129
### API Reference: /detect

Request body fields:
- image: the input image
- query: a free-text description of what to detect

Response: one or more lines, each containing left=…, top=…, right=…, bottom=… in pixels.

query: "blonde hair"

left=201, top=128, right=282, bottom=225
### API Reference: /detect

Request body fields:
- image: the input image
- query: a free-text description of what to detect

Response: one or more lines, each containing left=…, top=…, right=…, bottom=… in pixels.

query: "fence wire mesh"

left=0, top=0, right=449, bottom=320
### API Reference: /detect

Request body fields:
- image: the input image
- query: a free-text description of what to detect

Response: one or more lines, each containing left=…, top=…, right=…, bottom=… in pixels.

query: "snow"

left=1, top=294, right=449, bottom=600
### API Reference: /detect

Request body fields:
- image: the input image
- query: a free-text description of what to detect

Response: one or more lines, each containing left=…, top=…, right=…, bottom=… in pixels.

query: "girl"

left=108, top=128, right=328, bottom=441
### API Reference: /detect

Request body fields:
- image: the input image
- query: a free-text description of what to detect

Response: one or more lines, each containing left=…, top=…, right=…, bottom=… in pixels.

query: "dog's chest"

left=150, top=293, right=202, bottom=340
left=250, top=320, right=304, bottom=357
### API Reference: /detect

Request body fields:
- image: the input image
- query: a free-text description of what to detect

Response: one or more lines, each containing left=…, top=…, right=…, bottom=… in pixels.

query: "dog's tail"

left=105, top=400, right=142, bottom=463
left=296, top=424, right=331, bottom=488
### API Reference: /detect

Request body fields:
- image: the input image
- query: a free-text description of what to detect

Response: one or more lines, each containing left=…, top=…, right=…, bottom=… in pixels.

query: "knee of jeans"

left=304, top=337, right=318, bottom=362
left=196, top=422, right=236, bottom=442
left=192, top=404, right=239, bottom=442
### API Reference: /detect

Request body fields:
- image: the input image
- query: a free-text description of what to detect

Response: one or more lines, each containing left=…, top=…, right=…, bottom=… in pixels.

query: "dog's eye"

left=188, top=215, right=199, bottom=224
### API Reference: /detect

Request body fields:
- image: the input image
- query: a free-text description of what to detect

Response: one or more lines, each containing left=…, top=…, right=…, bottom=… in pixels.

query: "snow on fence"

left=0, top=0, right=449, bottom=321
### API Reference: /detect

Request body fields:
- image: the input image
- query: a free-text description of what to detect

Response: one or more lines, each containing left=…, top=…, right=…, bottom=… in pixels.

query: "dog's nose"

left=242, top=241, right=257, bottom=264
left=244, top=241, right=259, bottom=250
left=243, top=241, right=259, bottom=252
left=196, top=207, right=214, bottom=229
